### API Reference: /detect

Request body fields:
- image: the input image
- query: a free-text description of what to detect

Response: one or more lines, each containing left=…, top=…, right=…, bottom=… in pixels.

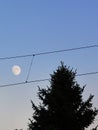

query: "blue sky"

left=0, top=0, right=98, bottom=130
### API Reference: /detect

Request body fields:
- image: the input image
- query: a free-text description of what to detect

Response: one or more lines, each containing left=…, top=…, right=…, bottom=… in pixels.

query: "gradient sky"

left=0, top=0, right=98, bottom=130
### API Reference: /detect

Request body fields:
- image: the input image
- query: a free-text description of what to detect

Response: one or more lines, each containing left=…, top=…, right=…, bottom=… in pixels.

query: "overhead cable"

left=0, top=79, right=49, bottom=88
left=76, top=71, right=98, bottom=76
left=25, top=55, right=35, bottom=82
left=34, top=44, right=98, bottom=56
left=0, top=71, right=98, bottom=88
left=0, top=44, right=98, bottom=60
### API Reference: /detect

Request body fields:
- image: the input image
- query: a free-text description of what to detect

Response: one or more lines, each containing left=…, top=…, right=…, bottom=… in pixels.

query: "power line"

left=0, top=44, right=98, bottom=60
left=0, top=71, right=98, bottom=88
left=76, top=71, right=98, bottom=76
left=25, top=55, right=35, bottom=82
left=34, top=44, right=98, bottom=56
left=0, top=79, right=49, bottom=88
left=0, top=44, right=98, bottom=88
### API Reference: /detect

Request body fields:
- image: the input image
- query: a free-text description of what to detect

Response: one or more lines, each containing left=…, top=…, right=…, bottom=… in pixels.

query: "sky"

left=0, top=0, right=98, bottom=130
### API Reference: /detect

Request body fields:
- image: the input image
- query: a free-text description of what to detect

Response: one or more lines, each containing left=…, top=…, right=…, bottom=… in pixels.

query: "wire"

left=0, top=44, right=98, bottom=60
left=0, top=79, right=49, bottom=88
left=76, top=71, right=98, bottom=76
left=25, top=55, right=35, bottom=82
left=35, top=44, right=98, bottom=56
left=0, top=44, right=98, bottom=88
left=0, top=54, right=34, bottom=60
left=0, top=71, right=98, bottom=88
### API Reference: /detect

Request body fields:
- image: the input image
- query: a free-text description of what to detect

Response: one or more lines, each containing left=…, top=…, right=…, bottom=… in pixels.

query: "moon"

left=12, top=65, right=21, bottom=75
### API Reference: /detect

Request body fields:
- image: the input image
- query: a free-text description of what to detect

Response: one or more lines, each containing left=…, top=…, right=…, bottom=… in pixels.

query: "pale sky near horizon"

left=0, top=0, right=98, bottom=130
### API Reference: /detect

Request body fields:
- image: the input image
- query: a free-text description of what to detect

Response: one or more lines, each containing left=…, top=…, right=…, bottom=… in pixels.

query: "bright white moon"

left=12, top=65, right=21, bottom=75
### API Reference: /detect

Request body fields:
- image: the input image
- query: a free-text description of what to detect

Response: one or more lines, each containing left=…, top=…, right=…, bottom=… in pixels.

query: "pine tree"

left=28, top=62, right=98, bottom=130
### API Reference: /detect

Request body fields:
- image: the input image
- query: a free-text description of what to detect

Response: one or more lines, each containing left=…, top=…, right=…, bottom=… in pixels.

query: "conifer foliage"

left=28, top=63, right=98, bottom=130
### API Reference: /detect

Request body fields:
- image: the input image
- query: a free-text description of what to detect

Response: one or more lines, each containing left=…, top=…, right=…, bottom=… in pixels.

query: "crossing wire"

left=0, top=44, right=98, bottom=88
left=25, top=55, right=35, bottom=82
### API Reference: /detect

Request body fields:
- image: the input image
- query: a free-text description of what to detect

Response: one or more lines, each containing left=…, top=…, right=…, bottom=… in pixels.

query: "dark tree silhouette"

left=28, top=62, right=98, bottom=130
left=14, top=129, right=23, bottom=130
left=92, top=125, right=98, bottom=130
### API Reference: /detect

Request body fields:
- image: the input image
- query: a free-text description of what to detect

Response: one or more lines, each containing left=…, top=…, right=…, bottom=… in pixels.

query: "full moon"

left=12, top=65, right=21, bottom=75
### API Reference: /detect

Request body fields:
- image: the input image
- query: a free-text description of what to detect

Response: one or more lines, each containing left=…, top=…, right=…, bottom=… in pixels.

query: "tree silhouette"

left=14, top=129, right=23, bottom=130
left=92, top=125, right=98, bottom=130
left=28, top=62, right=98, bottom=130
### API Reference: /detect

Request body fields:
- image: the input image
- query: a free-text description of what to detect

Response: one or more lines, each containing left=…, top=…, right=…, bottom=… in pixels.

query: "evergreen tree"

left=28, top=63, right=98, bottom=130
